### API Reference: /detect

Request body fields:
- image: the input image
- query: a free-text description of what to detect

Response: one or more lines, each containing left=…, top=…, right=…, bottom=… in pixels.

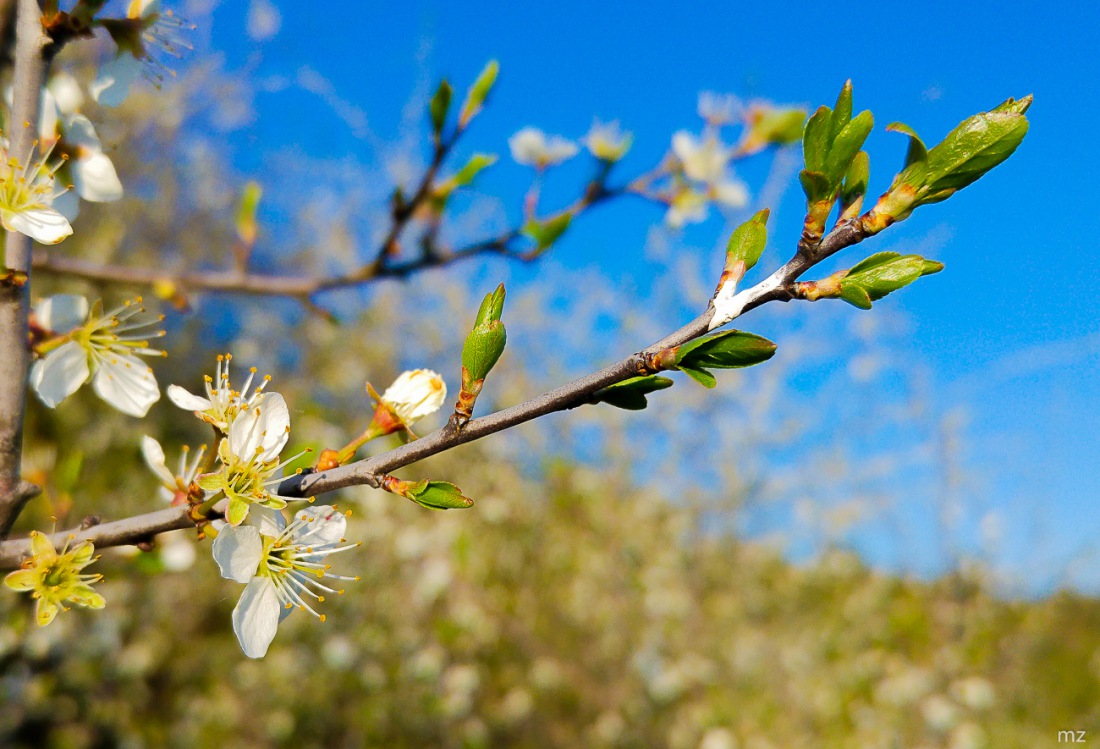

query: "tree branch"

left=29, top=187, right=636, bottom=301
left=0, top=0, right=48, bottom=538
left=0, top=215, right=871, bottom=567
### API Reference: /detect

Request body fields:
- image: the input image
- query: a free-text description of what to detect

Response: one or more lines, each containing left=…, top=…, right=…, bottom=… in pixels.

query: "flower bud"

left=462, top=284, right=507, bottom=383
left=380, top=369, right=447, bottom=426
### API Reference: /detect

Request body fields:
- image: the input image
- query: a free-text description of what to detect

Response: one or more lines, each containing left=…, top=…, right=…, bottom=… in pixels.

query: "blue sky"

left=188, top=1, right=1097, bottom=590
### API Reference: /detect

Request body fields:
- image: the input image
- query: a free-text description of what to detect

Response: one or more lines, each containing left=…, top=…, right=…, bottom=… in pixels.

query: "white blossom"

left=212, top=505, right=359, bottom=658
left=60, top=114, right=124, bottom=204
left=672, top=132, right=730, bottom=184
left=508, top=127, right=578, bottom=169
left=582, top=120, right=632, bottom=162
left=167, top=354, right=273, bottom=431
left=0, top=138, right=72, bottom=244
left=29, top=295, right=164, bottom=416
left=380, top=369, right=447, bottom=426
left=92, top=0, right=194, bottom=108
left=197, top=393, right=303, bottom=526
left=141, top=435, right=206, bottom=504
left=697, top=91, right=741, bottom=126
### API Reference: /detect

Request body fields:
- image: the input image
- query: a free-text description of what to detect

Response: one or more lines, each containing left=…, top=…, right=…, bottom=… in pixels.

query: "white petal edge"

left=250, top=505, right=286, bottom=538
left=92, top=353, right=160, bottom=417
left=232, top=577, right=281, bottom=659
left=212, top=524, right=263, bottom=583
left=30, top=341, right=89, bottom=407
left=72, top=151, right=124, bottom=203
left=140, top=435, right=176, bottom=486
left=294, top=505, right=347, bottom=547
left=7, top=207, right=73, bottom=244
left=167, top=384, right=213, bottom=412
left=228, top=392, right=289, bottom=461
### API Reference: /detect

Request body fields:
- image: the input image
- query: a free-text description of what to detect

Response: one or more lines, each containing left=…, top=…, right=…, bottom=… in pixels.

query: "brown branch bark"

left=0, top=216, right=870, bottom=567
left=0, top=0, right=48, bottom=538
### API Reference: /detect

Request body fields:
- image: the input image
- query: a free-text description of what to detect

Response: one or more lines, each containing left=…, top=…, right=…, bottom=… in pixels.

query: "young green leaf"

left=839, top=150, right=869, bottom=216
left=675, top=330, right=778, bottom=371
left=459, top=60, right=500, bottom=127
left=524, top=212, right=573, bottom=251
left=725, top=208, right=770, bottom=272
left=923, top=96, right=1031, bottom=192
left=679, top=366, right=717, bottom=389
left=234, top=181, right=262, bottom=246
left=451, top=153, right=498, bottom=187
left=802, top=105, right=832, bottom=175
left=828, top=80, right=854, bottom=145
left=740, top=107, right=807, bottom=154
left=592, top=375, right=674, bottom=410
left=462, top=284, right=507, bottom=383
left=405, top=480, right=474, bottom=510
left=429, top=79, right=453, bottom=136
left=839, top=252, right=944, bottom=309
left=824, top=110, right=873, bottom=183
left=885, top=122, right=928, bottom=168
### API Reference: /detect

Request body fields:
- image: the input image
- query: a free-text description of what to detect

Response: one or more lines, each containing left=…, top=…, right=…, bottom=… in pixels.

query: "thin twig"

left=0, top=0, right=48, bottom=538
left=0, top=215, right=870, bottom=567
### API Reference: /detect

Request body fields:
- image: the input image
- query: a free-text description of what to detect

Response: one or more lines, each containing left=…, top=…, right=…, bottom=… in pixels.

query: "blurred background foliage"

left=1, top=10, right=1097, bottom=749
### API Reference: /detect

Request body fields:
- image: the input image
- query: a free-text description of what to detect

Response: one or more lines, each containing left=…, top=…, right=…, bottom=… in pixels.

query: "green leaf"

left=676, top=330, right=778, bottom=371
left=991, top=95, right=1033, bottom=115
left=828, top=80, right=854, bottom=145
left=459, top=60, right=499, bottom=126
left=429, top=79, right=452, bottom=135
left=840, top=150, right=869, bottom=209
left=406, top=480, right=474, bottom=510
left=463, top=284, right=507, bottom=381
left=679, top=366, right=717, bottom=389
left=802, top=106, right=832, bottom=174
left=451, top=153, right=497, bottom=187
left=234, top=181, right=262, bottom=246
left=825, top=110, right=874, bottom=183
left=592, top=375, right=674, bottom=410
left=838, top=283, right=872, bottom=310
left=839, top=252, right=944, bottom=309
left=523, top=212, right=573, bottom=251
left=923, top=99, right=1031, bottom=193
left=725, top=208, right=769, bottom=271
left=799, top=170, right=831, bottom=204
left=749, top=107, right=806, bottom=146
left=885, top=122, right=928, bottom=168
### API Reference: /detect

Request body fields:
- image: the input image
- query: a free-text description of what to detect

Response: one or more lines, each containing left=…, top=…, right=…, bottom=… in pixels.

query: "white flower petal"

left=6, top=207, right=73, bottom=244
left=212, top=524, right=263, bottom=583
left=250, top=505, right=287, bottom=538
left=92, top=353, right=160, bottom=417
left=72, top=151, right=124, bottom=203
left=35, top=294, right=88, bottom=332
left=713, top=179, right=749, bottom=208
left=91, top=55, right=142, bottom=108
left=508, top=127, right=547, bottom=166
left=294, top=505, right=347, bottom=543
left=48, top=72, right=84, bottom=116
left=232, top=576, right=281, bottom=659
left=381, top=369, right=447, bottom=424
left=141, top=435, right=176, bottom=486
left=62, top=113, right=103, bottom=151
left=167, top=384, right=213, bottom=412
left=228, top=392, right=289, bottom=461
left=30, top=341, right=89, bottom=407
left=671, top=131, right=696, bottom=164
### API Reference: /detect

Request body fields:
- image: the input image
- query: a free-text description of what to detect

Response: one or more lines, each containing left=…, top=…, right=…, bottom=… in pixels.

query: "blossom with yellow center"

left=4, top=531, right=105, bottom=626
